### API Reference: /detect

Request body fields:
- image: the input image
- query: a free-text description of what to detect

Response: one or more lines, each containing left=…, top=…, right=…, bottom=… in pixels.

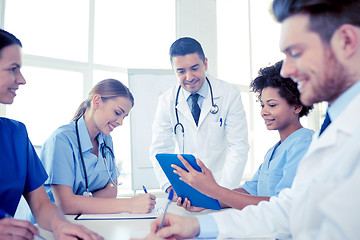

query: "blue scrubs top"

left=242, top=128, right=314, bottom=197
left=0, top=118, right=47, bottom=217
left=40, top=116, right=117, bottom=202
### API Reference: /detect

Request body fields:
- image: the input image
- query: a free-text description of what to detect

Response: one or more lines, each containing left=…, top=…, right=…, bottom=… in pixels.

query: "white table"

left=38, top=198, right=273, bottom=239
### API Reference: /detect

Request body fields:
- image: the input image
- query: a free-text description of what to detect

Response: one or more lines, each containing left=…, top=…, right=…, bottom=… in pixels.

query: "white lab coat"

left=149, top=75, right=249, bottom=190
left=210, top=92, right=360, bottom=239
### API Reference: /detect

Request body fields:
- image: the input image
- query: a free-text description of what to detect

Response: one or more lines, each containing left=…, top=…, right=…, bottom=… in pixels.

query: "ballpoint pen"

left=158, top=188, right=174, bottom=230
left=0, top=209, right=46, bottom=240
left=143, top=185, right=148, bottom=193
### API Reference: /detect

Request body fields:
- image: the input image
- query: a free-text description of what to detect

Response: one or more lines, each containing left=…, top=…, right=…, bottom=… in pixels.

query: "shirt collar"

left=182, top=77, right=209, bottom=100
left=98, top=133, right=106, bottom=148
left=77, top=116, right=92, bottom=153
left=328, top=80, right=360, bottom=122
left=77, top=116, right=106, bottom=153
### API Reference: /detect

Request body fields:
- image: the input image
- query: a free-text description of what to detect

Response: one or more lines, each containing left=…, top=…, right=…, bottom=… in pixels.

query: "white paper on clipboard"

left=75, top=208, right=164, bottom=220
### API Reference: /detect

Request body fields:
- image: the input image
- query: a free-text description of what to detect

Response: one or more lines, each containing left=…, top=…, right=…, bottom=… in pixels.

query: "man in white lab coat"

left=143, top=0, right=360, bottom=239
left=149, top=37, right=249, bottom=195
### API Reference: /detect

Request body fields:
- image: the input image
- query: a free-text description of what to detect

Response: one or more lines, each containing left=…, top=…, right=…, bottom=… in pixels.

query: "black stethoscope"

left=174, top=77, right=219, bottom=153
left=75, top=118, right=120, bottom=197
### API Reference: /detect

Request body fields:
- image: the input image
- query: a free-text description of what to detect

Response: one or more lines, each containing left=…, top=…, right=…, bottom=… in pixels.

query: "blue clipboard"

left=155, top=153, right=221, bottom=210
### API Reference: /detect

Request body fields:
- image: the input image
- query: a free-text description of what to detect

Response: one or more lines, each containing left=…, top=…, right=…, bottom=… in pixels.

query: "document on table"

left=74, top=207, right=164, bottom=220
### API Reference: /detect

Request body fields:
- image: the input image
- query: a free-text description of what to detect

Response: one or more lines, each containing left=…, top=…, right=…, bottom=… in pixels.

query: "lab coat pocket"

left=207, top=122, right=226, bottom=146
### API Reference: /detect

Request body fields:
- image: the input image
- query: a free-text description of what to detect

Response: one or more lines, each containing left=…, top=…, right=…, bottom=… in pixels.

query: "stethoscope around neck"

left=75, top=118, right=120, bottom=197
left=174, top=77, right=219, bottom=153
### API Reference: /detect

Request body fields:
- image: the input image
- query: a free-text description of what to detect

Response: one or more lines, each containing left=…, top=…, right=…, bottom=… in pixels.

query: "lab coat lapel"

left=198, top=92, right=212, bottom=126
left=176, top=91, right=195, bottom=125
left=198, top=76, right=223, bottom=127
left=78, top=117, right=93, bottom=153
left=306, top=93, right=360, bottom=156
left=305, top=126, right=337, bottom=156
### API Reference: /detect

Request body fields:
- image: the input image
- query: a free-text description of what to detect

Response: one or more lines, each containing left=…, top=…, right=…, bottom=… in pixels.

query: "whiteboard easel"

left=128, top=69, right=177, bottom=191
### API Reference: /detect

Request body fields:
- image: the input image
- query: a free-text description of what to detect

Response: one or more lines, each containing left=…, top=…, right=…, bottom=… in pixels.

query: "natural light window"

left=94, top=0, right=175, bottom=69
left=3, top=0, right=175, bottom=192
left=4, top=0, right=89, bottom=62
left=217, top=0, right=284, bottom=180
left=6, top=67, right=83, bottom=146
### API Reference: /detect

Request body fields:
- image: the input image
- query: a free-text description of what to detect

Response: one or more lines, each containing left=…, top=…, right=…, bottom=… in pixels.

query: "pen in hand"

left=0, top=209, right=46, bottom=240
left=158, top=188, right=174, bottom=230
left=143, top=185, right=148, bottom=193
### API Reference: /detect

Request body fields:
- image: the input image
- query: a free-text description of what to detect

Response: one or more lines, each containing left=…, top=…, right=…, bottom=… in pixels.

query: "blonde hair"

left=72, top=79, right=134, bottom=121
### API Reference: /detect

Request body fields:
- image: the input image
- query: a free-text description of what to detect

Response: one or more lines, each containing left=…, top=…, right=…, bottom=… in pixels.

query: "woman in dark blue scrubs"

left=0, top=29, right=102, bottom=240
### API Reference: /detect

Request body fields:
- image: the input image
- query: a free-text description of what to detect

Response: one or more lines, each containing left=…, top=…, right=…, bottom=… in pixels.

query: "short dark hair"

left=169, top=37, right=205, bottom=64
left=272, top=0, right=360, bottom=43
left=0, top=29, right=22, bottom=58
left=250, top=60, right=313, bottom=117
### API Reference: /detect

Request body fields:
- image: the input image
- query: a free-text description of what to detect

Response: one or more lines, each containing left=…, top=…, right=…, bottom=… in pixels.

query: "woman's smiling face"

left=0, top=44, right=25, bottom=104
left=260, top=87, right=299, bottom=133
left=93, top=96, right=133, bottom=136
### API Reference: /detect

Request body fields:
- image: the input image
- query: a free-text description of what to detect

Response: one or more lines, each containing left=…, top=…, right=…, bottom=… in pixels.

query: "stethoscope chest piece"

left=83, top=190, right=93, bottom=197
left=210, top=104, right=219, bottom=114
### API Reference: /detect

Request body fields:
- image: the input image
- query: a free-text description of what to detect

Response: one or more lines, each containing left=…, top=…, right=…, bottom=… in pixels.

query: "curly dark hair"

left=250, top=60, right=313, bottom=117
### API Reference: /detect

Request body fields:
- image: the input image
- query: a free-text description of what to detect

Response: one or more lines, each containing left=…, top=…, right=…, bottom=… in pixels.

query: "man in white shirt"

left=143, top=0, right=360, bottom=239
left=149, top=37, right=249, bottom=195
